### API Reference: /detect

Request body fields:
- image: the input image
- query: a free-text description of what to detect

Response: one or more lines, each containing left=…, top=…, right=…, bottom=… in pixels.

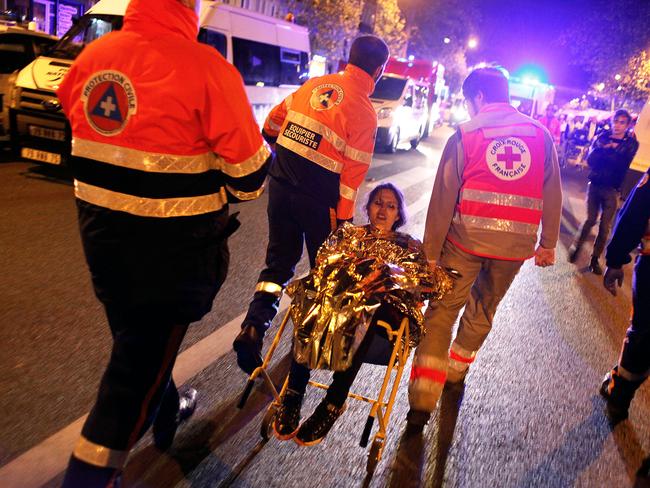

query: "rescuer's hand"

left=534, top=245, right=555, bottom=267
left=603, top=267, right=624, bottom=296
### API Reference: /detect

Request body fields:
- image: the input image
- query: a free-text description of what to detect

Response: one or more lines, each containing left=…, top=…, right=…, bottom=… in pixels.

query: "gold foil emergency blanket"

left=287, top=223, right=454, bottom=371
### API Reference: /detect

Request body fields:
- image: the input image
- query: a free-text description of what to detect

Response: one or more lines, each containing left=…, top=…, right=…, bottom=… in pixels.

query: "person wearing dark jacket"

left=600, top=168, right=650, bottom=427
left=569, top=109, right=639, bottom=274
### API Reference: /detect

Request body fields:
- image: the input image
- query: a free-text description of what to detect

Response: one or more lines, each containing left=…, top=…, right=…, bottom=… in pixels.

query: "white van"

left=371, top=74, right=429, bottom=153
left=9, top=0, right=309, bottom=166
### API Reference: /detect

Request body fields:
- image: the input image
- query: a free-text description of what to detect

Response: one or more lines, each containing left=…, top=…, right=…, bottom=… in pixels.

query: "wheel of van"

left=386, top=129, right=399, bottom=153
left=410, top=125, right=424, bottom=149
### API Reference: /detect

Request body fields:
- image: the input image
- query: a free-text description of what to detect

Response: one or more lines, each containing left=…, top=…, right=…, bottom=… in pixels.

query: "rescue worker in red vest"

left=600, top=168, right=650, bottom=430
left=56, top=0, right=269, bottom=485
left=406, top=67, right=563, bottom=430
left=233, top=35, right=390, bottom=374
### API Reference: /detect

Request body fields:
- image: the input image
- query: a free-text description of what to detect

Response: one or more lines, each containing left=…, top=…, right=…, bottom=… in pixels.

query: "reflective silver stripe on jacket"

left=72, top=137, right=219, bottom=173
left=255, top=281, right=283, bottom=296
left=285, top=110, right=372, bottom=165
left=74, top=180, right=228, bottom=218
left=277, top=134, right=344, bottom=173
left=73, top=436, right=129, bottom=469
left=72, top=138, right=269, bottom=178
left=453, top=212, right=539, bottom=235
left=461, top=188, right=543, bottom=211
left=339, top=183, right=357, bottom=201
left=219, top=143, right=270, bottom=178
left=226, top=184, right=265, bottom=201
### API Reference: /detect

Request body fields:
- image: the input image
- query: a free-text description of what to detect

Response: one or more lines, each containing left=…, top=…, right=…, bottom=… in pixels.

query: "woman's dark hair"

left=365, top=182, right=407, bottom=230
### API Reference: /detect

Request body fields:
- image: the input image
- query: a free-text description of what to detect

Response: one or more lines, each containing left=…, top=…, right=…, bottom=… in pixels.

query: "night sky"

left=470, top=0, right=590, bottom=90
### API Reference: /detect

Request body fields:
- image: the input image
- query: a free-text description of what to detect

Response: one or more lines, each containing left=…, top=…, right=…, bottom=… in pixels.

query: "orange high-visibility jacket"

left=263, top=64, right=377, bottom=220
left=57, top=0, right=269, bottom=219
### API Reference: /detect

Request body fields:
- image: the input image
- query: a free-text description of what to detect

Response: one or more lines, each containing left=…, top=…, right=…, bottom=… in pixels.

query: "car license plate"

left=21, top=147, right=62, bottom=165
left=28, top=125, right=66, bottom=141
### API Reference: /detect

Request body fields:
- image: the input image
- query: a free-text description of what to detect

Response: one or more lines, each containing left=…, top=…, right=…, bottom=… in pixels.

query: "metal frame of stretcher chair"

left=237, top=306, right=411, bottom=476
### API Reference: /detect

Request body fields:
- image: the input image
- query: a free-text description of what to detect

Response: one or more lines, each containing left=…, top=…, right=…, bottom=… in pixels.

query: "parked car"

left=0, top=25, right=57, bottom=142
left=371, top=74, right=430, bottom=153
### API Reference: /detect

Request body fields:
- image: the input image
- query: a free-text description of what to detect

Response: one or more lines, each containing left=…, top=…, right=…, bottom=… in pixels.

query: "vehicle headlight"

left=377, top=107, right=393, bottom=119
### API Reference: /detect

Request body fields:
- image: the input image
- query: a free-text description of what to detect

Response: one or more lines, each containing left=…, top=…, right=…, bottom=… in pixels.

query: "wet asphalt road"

left=0, top=129, right=648, bottom=487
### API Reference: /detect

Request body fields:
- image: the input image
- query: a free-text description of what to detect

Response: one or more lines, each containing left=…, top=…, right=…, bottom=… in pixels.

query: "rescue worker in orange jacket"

left=233, top=35, right=390, bottom=374
left=406, top=67, right=563, bottom=430
left=57, top=0, right=269, bottom=485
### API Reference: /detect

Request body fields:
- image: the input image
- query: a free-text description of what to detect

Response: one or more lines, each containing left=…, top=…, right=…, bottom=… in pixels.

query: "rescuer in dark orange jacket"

left=233, top=36, right=390, bottom=374
left=57, top=0, right=269, bottom=485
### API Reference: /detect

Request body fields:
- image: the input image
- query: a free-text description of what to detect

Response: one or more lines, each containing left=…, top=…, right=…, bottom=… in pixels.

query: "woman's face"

left=368, top=189, right=400, bottom=231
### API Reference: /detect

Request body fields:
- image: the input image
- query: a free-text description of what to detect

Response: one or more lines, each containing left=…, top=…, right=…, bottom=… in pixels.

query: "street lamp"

left=468, top=37, right=478, bottom=49
left=443, top=36, right=451, bottom=44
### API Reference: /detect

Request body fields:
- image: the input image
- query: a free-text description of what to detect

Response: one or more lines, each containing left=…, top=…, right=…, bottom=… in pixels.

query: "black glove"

left=603, top=266, right=624, bottom=296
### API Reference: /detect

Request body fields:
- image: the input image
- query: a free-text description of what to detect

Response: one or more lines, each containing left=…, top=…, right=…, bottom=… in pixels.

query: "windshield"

left=371, top=76, right=407, bottom=101
left=46, top=14, right=123, bottom=60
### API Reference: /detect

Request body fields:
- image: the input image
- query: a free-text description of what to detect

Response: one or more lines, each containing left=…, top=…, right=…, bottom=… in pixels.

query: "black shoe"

left=599, top=367, right=642, bottom=424
left=568, top=246, right=581, bottom=263
left=233, top=325, right=263, bottom=375
left=295, top=400, right=345, bottom=446
left=273, top=389, right=303, bottom=440
left=405, top=408, right=430, bottom=435
left=153, top=387, right=197, bottom=451
left=589, top=257, right=603, bottom=275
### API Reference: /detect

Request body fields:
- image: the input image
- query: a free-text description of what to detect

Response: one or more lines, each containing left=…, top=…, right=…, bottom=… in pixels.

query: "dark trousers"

left=620, top=255, right=650, bottom=377
left=62, top=306, right=189, bottom=487
left=576, top=183, right=619, bottom=258
left=242, top=176, right=334, bottom=333
left=287, top=324, right=376, bottom=408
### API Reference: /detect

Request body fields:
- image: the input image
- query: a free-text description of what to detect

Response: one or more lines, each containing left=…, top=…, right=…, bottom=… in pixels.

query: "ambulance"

left=8, top=0, right=310, bottom=166
left=370, top=56, right=446, bottom=153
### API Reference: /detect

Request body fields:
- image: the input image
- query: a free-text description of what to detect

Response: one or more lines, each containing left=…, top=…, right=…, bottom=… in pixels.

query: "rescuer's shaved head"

left=348, top=35, right=390, bottom=78
left=462, top=67, right=510, bottom=104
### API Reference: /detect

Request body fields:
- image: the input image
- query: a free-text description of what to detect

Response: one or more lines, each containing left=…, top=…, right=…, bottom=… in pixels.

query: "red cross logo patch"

left=486, top=137, right=531, bottom=181
left=81, top=70, right=137, bottom=136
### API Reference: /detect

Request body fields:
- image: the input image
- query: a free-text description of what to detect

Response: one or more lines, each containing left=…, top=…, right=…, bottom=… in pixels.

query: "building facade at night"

left=3, top=0, right=289, bottom=37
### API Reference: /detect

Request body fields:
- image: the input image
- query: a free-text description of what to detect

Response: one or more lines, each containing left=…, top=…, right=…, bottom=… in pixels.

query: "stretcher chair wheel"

left=260, top=406, right=277, bottom=441
left=366, top=438, right=384, bottom=475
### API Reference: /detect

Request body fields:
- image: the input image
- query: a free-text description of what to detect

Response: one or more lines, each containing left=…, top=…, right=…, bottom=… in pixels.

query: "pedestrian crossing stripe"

left=82, top=70, right=137, bottom=136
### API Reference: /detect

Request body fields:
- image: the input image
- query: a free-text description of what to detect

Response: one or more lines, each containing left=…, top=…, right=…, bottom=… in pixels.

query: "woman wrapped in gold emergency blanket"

left=287, top=221, right=453, bottom=372
left=273, top=183, right=454, bottom=447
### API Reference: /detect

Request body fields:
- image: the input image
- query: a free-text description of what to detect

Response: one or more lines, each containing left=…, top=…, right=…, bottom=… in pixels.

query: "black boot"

left=568, top=244, right=582, bottom=263
left=273, top=389, right=303, bottom=440
left=599, top=367, right=643, bottom=423
left=295, top=400, right=345, bottom=446
left=61, top=456, right=122, bottom=488
left=153, top=387, right=198, bottom=451
left=589, top=256, right=603, bottom=275
left=233, top=325, right=263, bottom=374
left=405, top=408, right=430, bottom=435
